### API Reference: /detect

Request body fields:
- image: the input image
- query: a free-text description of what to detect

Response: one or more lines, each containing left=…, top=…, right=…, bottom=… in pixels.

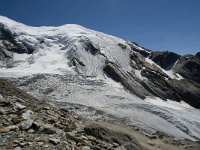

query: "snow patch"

left=104, top=74, right=124, bottom=89
left=145, top=96, right=191, bottom=111
left=134, top=69, right=144, bottom=80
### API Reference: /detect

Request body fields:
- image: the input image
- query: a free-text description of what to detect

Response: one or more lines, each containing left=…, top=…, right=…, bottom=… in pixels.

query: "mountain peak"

left=0, top=16, right=143, bottom=77
left=0, top=16, right=200, bottom=142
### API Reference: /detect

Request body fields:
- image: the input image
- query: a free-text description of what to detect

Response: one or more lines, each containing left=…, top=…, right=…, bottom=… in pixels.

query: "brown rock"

left=12, top=140, right=19, bottom=144
left=0, top=108, right=4, bottom=115
left=7, top=143, right=18, bottom=149
left=12, top=116, right=24, bottom=124
left=0, top=127, right=10, bottom=133
left=4, top=108, right=15, bottom=114
left=82, top=146, right=91, bottom=150
left=40, top=124, right=56, bottom=134
left=8, top=125, right=19, bottom=131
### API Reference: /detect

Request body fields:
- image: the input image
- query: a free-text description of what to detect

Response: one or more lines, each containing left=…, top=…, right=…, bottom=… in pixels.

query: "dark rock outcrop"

left=173, top=55, right=200, bottom=84
left=171, top=79, right=200, bottom=108
left=84, top=40, right=99, bottom=55
left=103, top=62, right=149, bottom=99
left=141, top=68, right=181, bottom=101
left=127, top=41, right=151, bottom=57
left=130, top=52, right=181, bottom=101
left=104, top=50, right=200, bottom=108
left=149, top=51, right=181, bottom=70
left=0, top=28, right=34, bottom=56
left=196, top=52, right=200, bottom=57
left=0, top=28, right=34, bottom=67
left=118, top=43, right=127, bottom=49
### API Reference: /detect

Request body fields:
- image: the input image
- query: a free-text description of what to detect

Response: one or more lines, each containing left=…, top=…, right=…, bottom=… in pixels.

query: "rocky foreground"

left=0, top=79, right=200, bottom=150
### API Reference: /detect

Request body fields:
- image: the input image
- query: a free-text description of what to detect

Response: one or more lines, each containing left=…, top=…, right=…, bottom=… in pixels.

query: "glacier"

left=0, top=16, right=200, bottom=141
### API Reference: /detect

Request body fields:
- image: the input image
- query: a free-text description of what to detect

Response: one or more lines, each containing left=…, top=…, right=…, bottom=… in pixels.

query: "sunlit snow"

left=0, top=16, right=199, bottom=141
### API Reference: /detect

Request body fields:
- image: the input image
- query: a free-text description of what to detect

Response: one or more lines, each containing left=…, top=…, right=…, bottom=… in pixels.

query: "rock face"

left=0, top=28, right=34, bottom=54
left=149, top=51, right=181, bottom=70
left=103, top=62, right=148, bottom=99
left=0, top=28, right=34, bottom=68
left=171, top=54, right=200, bottom=108
left=104, top=49, right=200, bottom=108
left=173, top=55, right=200, bottom=84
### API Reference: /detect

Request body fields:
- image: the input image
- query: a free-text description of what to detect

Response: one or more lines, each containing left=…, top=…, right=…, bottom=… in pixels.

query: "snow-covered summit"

left=0, top=16, right=89, bottom=36
left=0, top=16, right=145, bottom=77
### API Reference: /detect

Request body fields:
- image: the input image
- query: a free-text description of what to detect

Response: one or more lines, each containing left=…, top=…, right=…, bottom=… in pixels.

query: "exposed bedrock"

left=103, top=62, right=148, bottom=99
left=149, top=51, right=181, bottom=70
left=173, top=54, right=200, bottom=84
left=103, top=51, right=200, bottom=108
left=0, top=28, right=34, bottom=54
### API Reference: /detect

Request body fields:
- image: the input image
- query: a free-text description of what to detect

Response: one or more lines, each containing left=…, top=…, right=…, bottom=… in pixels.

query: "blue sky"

left=0, top=0, right=200, bottom=55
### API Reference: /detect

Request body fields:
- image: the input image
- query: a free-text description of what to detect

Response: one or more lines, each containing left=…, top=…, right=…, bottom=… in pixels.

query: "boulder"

left=20, top=119, right=33, bottom=130
left=40, top=124, right=56, bottom=134
left=49, top=138, right=60, bottom=145
left=14, top=102, right=26, bottom=111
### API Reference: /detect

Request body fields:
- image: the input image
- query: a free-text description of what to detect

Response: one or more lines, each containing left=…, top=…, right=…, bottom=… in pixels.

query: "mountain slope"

left=0, top=79, right=143, bottom=150
left=1, top=79, right=200, bottom=150
left=0, top=16, right=200, bottom=142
